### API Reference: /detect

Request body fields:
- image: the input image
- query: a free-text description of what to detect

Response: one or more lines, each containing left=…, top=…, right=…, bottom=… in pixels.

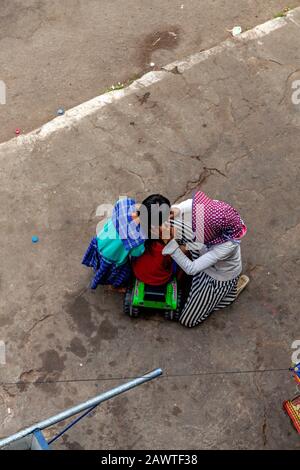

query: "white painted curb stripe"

left=0, top=8, right=298, bottom=153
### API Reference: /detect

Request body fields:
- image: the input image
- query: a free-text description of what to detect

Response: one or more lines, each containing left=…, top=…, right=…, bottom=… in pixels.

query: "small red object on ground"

left=15, top=128, right=21, bottom=135
left=283, top=395, right=300, bottom=434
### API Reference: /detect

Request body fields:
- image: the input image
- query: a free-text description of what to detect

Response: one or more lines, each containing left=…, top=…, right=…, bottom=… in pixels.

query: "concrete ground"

left=0, top=0, right=299, bottom=143
left=0, top=8, right=300, bottom=450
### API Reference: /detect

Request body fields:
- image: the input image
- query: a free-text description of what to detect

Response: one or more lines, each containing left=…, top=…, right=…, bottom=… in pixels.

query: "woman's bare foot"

left=236, top=275, right=250, bottom=297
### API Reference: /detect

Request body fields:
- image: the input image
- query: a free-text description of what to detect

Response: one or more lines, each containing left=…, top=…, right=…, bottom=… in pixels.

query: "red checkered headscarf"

left=192, top=191, right=247, bottom=246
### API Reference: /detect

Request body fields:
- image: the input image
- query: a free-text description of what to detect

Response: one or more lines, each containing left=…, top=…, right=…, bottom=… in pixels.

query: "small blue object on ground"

left=57, top=108, right=65, bottom=116
left=32, top=236, right=39, bottom=243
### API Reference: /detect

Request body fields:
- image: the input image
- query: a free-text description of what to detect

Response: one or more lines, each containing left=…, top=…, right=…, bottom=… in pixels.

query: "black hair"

left=138, top=194, right=171, bottom=238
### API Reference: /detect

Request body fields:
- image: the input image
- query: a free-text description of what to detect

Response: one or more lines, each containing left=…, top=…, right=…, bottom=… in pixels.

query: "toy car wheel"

left=164, top=289, right=183, bottom=321
left=164, top=310, right=174, bottom=321
left=123, top=287, right=140, bottom=318
left=123, top=287, right=132, bottom=316
left=174, top=289, right=183, bottom=321
left=164, top=310, right=179, bottom=321
left=130, top=306, right=140, bottom=318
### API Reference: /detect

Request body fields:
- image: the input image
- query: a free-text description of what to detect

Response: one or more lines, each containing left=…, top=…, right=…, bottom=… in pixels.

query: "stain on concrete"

left=156, top=383, right=165, bottom=394
left=155, top=336, right=166, bottom=343
left=36, top=294, right=46, bottom=303
left=68, top=337, right=87, bottom=358
left=0, top=315, right=14, bottom=327
left=61, top=435, right=84, bottom=450
left=99, top=318, right=118, bottom=340
left=90, top=317, right=119, bottom=350
left=0, top=1, right=44, bottom=42
left=17, top=369, right=45, bottom=392
left=139, top=27, right=181, bottom=66
left=109, top=396, right=129, bottom=418
left=213, top=319, right=226, bottom=331
left=36, top=381, right=61, bottom=396
left=64, top=397, right=75, bottom=408
left=1, top=384, right=16, bottom=399
left=39, top=349, right=66, bottom=374
left=172, top=404, right=182, bottom=416
left=142, top=152, right=162, bottom=174
left=65, top=295, right=96, bottom=337
left=137, top=92, right=151, bottom=105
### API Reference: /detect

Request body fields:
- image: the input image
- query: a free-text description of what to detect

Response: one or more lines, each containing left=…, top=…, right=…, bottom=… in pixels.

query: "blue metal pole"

left=0, top=368, right=162, bottom=449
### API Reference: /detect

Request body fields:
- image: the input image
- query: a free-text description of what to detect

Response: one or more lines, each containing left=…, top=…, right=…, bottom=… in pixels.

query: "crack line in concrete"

left=25, top=314, right=54, bottom=335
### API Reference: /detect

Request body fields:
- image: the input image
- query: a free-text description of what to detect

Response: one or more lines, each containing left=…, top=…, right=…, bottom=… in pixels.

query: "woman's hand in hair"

left=161, top=222, right=176, bottom=244
left=169, top=207, right=180, bottom=220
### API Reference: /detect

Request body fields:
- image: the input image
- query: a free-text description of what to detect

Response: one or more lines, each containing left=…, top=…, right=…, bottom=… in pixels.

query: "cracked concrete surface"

left=0, top=9, right=300, bottom=450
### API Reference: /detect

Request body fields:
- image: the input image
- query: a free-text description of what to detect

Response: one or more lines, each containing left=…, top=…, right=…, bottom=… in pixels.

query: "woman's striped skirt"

left=179, top=270, right=238, bottom=328
left=172, top=218, right=239, bottom=328
left=82, top=237, right=131, bottom=289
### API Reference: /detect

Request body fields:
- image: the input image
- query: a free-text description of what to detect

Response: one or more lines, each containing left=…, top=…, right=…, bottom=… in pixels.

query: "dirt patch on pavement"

left=139, top=26, right=181, bottom=67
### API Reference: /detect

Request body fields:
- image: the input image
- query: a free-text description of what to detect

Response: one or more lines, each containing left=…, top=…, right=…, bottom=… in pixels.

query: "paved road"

left=0, top=0, right=298, bottom=142
left=0, top=9, right=299, bottom=449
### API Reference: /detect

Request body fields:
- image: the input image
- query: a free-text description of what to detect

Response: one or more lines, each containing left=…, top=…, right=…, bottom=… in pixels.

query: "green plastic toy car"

left=123, top=277, right=182, bottom=320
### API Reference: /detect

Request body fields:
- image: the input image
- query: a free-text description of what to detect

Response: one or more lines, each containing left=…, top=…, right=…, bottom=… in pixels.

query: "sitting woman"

left=162, top=191, right=249, bottom=328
